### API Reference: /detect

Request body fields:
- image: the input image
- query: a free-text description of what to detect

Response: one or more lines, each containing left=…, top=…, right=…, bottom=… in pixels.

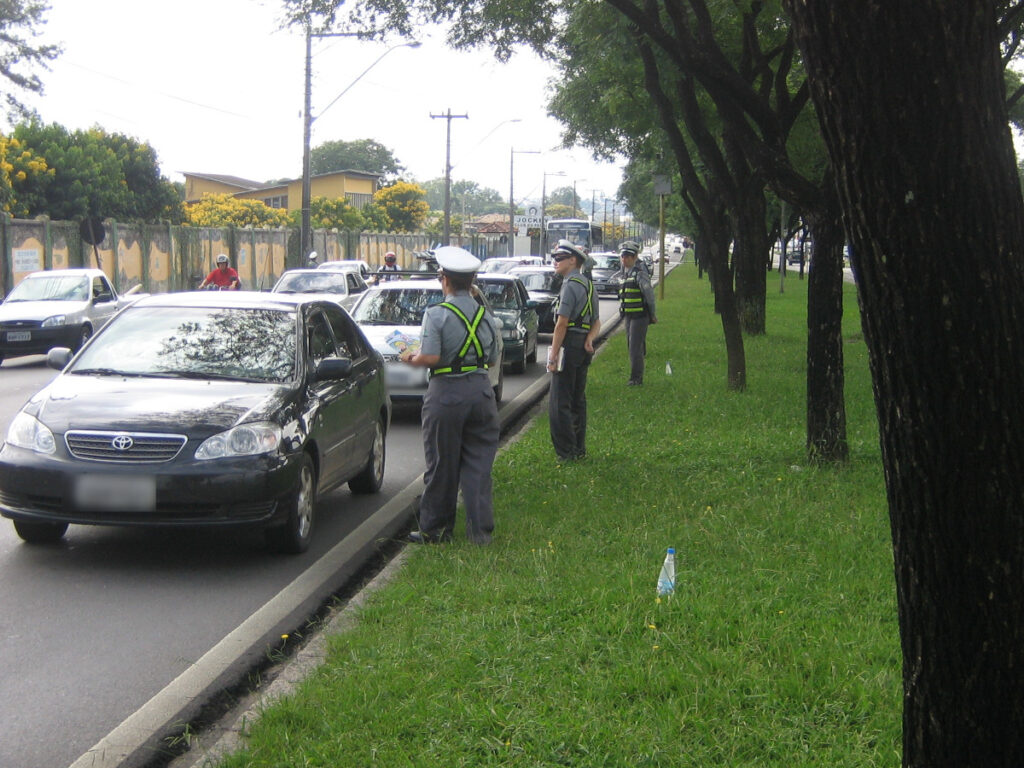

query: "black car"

left=475, top=274, right=540, bottom=374
left=0, top=291, right=391, bottom=554
left=509, top=266, right=561, bottom=333
left=589, top=253, right=624, bottom=296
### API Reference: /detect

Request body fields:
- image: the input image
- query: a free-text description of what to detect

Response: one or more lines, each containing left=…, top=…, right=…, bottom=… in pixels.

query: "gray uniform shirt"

left=420, top=289, right=501, bottom=375
left=555, top=268, right=596, bottom=334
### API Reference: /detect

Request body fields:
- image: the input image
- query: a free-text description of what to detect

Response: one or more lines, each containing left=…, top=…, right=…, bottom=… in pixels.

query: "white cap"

left=308, top=250, right=318, bottom=261
left=433, top=246, right=481, bottom=274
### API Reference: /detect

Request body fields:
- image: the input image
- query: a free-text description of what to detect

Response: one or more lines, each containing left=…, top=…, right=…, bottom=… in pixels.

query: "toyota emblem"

left=111, top=434, right=134, bottom=451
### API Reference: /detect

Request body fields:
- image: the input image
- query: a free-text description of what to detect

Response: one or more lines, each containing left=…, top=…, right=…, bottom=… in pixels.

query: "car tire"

left=511, top=346, right=526, bottom=374
left=73, top=324, right=93, bottom=352
left=493, top=369, right=504, bottom=403
left=265, top=453, right=316, bottom=554
left=526, top=343, right=537, bottom=364
left=349, top=419, right=386, bottom=494
left=13, top=519, right=68, bottom=544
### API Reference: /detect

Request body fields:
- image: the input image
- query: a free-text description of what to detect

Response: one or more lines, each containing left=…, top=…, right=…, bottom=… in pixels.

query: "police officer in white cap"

left=618, top=240, right=657, bottom=385
left=399, top=246, right=502, bottom=545
left=547, top=240, right=601, bottom=461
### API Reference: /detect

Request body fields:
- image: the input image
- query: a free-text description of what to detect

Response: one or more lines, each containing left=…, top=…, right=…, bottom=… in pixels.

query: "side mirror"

left=313, top=357, right=353, bottom=381
left=526, top=299, right=539, bottom=309
left=47, top=347, right=73, bottom=371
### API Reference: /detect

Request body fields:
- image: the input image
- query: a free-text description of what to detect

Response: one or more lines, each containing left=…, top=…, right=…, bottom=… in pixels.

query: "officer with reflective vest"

left=618, top=240, right=657, bottom=385
left=547, top=240, right=602, bottom=461
left=399, top=246, right=502, bottom=545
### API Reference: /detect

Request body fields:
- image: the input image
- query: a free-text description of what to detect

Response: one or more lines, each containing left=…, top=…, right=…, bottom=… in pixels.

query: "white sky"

left=22, top=0, right=626, bottom=208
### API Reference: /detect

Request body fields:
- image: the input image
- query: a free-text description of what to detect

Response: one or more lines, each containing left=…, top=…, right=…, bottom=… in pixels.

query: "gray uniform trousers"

left=548, top=331, right=592, bottom=461
left=419, top=372, right=499, bottom=544
left=625, top=314, right=650, bottom=383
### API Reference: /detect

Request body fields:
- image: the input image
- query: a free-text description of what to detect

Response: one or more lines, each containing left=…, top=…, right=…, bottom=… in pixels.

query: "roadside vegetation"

left=217, top=266, right=901, bottom=767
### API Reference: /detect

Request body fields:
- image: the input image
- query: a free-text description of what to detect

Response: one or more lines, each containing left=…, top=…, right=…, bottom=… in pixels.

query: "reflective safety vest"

left=430, top=302, right=490, bottom=376
left=558, top=275, right=595, bottom=331
left=619, top=267, right=646, bottom=314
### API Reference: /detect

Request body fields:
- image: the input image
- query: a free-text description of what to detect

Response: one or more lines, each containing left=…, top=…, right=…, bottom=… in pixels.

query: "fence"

left=0, top=215, right=507, bottom=296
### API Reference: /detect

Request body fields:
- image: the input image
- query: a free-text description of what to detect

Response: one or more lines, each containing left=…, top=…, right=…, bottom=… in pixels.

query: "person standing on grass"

left=547, top=240, right=601, bottom=462
left=617, top=240, right=657, bottom=386
left=399, top=246, right=501, bottom=545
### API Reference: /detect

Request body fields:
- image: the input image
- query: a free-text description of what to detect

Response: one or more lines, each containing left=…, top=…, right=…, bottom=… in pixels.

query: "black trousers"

left=549, top=332, right=592, bottom=460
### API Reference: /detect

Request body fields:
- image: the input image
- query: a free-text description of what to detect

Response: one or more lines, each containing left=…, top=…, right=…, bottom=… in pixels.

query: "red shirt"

left=204, top=266, right=239, bottom=288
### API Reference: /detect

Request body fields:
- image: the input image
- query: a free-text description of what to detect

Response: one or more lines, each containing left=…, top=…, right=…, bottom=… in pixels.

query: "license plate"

left=74, top=474, right=156, bottom=512
left=6, top=331, right=30, bottom=342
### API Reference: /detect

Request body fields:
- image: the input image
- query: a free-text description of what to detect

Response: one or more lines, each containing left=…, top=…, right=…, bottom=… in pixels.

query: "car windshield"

left=514, top=271, right=558, bottom=292
left=351, top=287, right=444, bottom=326
left=274, top=273, right=348, bottom=295
left=479, top=260, right=518, bottom=274
left=592, top=255, right=621, bottom=270
left=477, top=281, right=518, bottom=309
left=69, top=306, right=297, bottom=383
left=6, top=275, right=89, bottom=302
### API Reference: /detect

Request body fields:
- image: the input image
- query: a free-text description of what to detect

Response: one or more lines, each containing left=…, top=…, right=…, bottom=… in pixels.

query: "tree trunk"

left=786, top=2, right=1024, bottom=764
left=705, top=219, right=747, bottom=391
left=804, top=204, right=848, bottom=463
left=732, top=179, right=769, bottom=335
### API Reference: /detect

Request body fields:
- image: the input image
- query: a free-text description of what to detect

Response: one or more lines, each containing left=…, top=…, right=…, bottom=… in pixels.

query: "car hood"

left=27, top=374, right=294, bottom=434
left=592, top=268, right=621, bottom=279
left=359, top=324, right=421, bottom=357
left=525, top=290, right=557, bottom=302
left=0, top=299, right=89, bottom=321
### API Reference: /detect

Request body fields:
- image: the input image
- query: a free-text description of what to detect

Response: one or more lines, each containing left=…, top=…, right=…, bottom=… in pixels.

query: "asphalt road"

left=0, top=293, right=630, bottom=768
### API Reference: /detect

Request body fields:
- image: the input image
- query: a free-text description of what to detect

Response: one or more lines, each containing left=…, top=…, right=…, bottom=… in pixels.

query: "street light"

left=301, top=31, right=420, bottom=258
left=572, top=178, right=587, bottom=218
left=541, top=170, right=565, bottom=255
left=509, top=147, right=539, bottom=257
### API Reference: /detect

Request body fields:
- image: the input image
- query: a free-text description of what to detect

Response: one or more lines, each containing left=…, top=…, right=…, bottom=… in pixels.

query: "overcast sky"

left=22, top=0, right=626, bottom=208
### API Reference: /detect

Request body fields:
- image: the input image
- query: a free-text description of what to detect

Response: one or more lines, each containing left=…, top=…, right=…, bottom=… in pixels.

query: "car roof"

left=277, top=268, right=345, bottom=277
left=367, top=278, right=443, bottom=291
left=510, top=265, right=555, bottom=273
left=26, top=268, right=106, bottom=279
left=129, top=290, right=331, bottom=312
left=475, top=273, right=519, bottom=282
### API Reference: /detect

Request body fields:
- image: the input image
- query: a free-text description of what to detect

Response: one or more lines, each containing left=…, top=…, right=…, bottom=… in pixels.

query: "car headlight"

left=41, top=314, right=67, bottom=327
left=6, top=411, right=56, bottom=454
left=195, top=422, right=281, bottom=460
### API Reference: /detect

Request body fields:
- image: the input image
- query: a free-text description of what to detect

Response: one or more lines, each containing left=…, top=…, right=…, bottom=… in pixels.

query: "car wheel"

left=349, top=419, right=386, bottom=494
left=73, top=324, right=93, bottom=352
left=526, top=338, right=537, bottom=364
left=493, top=369, right=504, bottom=403
left=13, top=519, right=68, bottom=544
left=265, top=453, right=316, bottom=554
left=511, top=345, right=526, bottom=374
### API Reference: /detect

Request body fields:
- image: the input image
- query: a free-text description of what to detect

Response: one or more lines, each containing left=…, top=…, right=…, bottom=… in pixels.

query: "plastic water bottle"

left=665, top=361, right=673, bottom=375
left=656, top=547, right=675, bottom=597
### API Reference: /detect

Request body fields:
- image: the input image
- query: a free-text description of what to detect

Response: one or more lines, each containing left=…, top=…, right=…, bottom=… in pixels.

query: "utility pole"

left=430, top=109, right=468, bottom=246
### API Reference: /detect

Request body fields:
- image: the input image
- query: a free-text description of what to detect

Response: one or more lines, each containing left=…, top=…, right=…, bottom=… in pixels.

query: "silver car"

left=271, top=268, right=368, bottom=311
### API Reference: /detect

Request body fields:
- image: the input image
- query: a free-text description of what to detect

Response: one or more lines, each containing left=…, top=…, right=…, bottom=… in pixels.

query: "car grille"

left=0, top=320, right=43, bottom=330
left=65, top=430, right=188, bottom=463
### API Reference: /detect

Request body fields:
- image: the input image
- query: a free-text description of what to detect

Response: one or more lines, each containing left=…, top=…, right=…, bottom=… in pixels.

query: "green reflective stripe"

left=430, top=302, right=489, bottom=376
left=566, top=276, right=594, bottom=331
left=619, top=271, right=645, bottom=313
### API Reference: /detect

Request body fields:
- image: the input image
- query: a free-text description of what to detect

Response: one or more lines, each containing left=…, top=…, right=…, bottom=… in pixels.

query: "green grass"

left=217, top=267, right=901, bottom=767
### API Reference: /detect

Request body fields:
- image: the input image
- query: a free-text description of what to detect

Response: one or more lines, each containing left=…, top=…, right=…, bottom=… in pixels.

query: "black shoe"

left=627, top=379, right=642, bottom=386
left=408, top=530, right=451, bottom=544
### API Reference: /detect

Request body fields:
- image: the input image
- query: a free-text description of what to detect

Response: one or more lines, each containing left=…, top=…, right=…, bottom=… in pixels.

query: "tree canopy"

left=310, top=138, right=405, bottom=182
left=372, top=180, right=429, bottom=231
left=185, top=193, right=290, bottom=228
left=0, top=1, right=60, bottom=123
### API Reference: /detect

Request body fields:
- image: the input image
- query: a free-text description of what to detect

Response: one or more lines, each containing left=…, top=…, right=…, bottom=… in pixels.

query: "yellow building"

left=182, top=170, right=382, bottom=210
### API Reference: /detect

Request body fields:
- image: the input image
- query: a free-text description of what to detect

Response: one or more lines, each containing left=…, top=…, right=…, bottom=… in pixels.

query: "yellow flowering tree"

left=185, top=193, right=291, bottom=228
left=0, top=135, right=51, bottom=217
left=373, top=181, right=429, bottom=232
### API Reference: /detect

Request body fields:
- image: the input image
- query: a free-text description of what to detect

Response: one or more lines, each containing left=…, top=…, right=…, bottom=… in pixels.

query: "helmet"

left=216, top=253, right=229, bottom=264
left=551, top=240, right=586, bottom=264
left=385, top=252, right=397, bottom=264
left=619, top=240, right=641, bottom=257
left=307, top=250, right=318, bottom=262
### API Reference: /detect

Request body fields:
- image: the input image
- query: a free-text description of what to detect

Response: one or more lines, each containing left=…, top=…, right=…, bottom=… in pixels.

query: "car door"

left=91, top=275, right=119, bottom=329
left=304, top=306, right=356, bottom=490
left=515, top=278, right=539, bottom=354
left=324, top=303, right=382, bottom=474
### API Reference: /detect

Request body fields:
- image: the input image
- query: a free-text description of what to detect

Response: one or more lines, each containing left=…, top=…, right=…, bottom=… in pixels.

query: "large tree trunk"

left=804, top=203, right=847, bottom=463
left=732, top=179, right=769, bottom=335
left=786, top=2, right=1024, bottom=765
left=705, top=217, right=747, bottom=390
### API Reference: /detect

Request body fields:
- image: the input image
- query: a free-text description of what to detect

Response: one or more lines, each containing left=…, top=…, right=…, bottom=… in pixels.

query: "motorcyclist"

left=198, top=254, right=241, bottom=290
left=376, top=251, right=400, bottom=283
left=307, top=250, right=319, bottom=266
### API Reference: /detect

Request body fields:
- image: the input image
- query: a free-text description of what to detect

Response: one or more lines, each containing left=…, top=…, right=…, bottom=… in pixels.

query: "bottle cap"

left=667, top=547, right=675, bottom=554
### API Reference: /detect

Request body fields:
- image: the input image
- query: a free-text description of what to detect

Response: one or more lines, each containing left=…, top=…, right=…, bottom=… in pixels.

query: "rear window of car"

left=350, top=287, right=444, bottom=326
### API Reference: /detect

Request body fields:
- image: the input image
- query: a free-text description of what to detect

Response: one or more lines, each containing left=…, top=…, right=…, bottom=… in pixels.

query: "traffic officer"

left=547, top=240, right=601, bottom=461
left=399, top=246, right=502, bottom=545
left=618, top=240, right=657, bottom=385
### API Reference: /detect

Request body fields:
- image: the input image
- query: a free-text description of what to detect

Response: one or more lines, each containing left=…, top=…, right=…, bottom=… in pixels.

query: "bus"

left=545, top=218, right=603, bottom=254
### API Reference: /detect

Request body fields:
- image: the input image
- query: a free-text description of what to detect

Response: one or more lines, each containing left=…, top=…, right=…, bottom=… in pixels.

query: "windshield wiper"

left=70, top=368, right=145, bottom=377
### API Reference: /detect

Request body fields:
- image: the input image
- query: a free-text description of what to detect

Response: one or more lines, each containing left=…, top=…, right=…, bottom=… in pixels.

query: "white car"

left=349, top=279, right=503, bottom=402
left=271, top=268, right=368, bottom=311
left=317, top=260, right=372, bottom=280
left=0, top=268, right=146, bottom=365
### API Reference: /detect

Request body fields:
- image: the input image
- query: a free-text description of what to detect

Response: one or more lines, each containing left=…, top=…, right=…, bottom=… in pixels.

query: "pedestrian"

left=399, top=246, right=502, bottom=545
left=547, top=240, right=601, bottom=461
left=377, top=251, right=400, bottom=282
left=307, top=250, right=319, bottom=266
left=618, top=240, right=657, bottom=385
left=198, top=253, right=241, bottom=290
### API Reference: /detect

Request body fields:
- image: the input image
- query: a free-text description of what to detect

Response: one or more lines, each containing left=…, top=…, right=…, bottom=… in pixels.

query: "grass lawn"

left=217, top=265, right=901, bottom=767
